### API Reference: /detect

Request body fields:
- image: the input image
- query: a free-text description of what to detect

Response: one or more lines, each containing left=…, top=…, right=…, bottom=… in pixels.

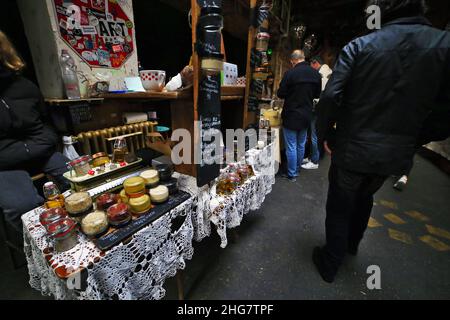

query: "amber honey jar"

left=216, top=172, right=241, bottom=196
left=92, top=152, right=110, bottom=168
left=43, top=182, right=65, bottom=209
left=237, top=165, right=254, bottom=183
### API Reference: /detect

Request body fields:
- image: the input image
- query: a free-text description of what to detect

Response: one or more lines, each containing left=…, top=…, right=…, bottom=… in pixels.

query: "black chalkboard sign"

left=195, top=0, right=223, bottom=188
left=197, top=74, right=222, bottom=187
left=96, top=191, right=191, bottom=251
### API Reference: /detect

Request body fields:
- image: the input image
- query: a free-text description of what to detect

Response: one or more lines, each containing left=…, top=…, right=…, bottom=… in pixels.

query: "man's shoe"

left=301, top=162, right=319, bottom=170
left=281, top=173, right=297, bottom=182
left=393, top=175, right=408, bottom=191
left=302, top=158, right=310, bottom=165
left=312, top=247, right=335, bottom=283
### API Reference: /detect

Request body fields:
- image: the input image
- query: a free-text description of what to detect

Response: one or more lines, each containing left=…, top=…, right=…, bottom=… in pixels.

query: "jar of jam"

left=47, top=218, right=79, bottom=252
left=95, top=193, right=118, bottom=211
left=92, top=152, right=110, bottom=168
left=107, top=203, right=132, bottom=227
left=40, top=208, right=68, bottom=230
left=69, top=155, right=92, bottom=177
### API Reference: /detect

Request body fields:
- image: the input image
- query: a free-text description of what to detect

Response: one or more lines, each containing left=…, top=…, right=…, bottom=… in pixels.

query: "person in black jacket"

left=0, top=31, right=70, bottom=232
left=313, top=0, right=450, bottom=283
left=277, top=50, right=322, bottom=182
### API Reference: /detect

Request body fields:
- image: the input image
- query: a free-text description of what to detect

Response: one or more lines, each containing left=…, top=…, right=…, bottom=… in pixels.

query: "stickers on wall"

left=53, top=0, right=135, bottom=68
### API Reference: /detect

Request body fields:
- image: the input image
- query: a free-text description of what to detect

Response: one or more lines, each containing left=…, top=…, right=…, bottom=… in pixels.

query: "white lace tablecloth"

left=22, top=197, right=195, bottom=300
left=178, top=142, right=277, bottom=248
left=23, top=143, right=276, bottom=299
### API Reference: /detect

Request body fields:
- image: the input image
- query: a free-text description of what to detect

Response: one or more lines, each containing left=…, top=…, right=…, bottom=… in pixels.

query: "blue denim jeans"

left=283, top=127, right=308, bottom=178
left=310, top=117, right=320, bottom=164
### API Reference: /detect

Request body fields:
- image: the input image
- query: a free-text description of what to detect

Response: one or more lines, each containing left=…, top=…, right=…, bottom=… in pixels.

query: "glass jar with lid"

left=107, top=203, right=132, bottom=227
left=69, top=155, right=92, bottom=177
left=47, top=218, right=79, bottom=252
left=256, top=32, right=271, bottom=52
left=81, top=210, right=109, bottom=238
left=113, top=138, right=128, bottom=163
left=40, top=208, right=68, bottom=230
left=64, top=192, right=93, bottom=221
left=123, top=176, right=146, bottom=195
left=92, top=152, right=110, bottom=168
left=129, top=194, right=152, bottom=216
left=43, top=182, right=65, bottom=209
left=95, top=193, right=119, bottom=211
left=237, top=164, right=253, bottom=183
left=216, top=172, right=241, bottom=196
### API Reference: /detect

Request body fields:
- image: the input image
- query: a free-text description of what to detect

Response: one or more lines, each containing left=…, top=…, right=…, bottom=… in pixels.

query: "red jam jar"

left=96, top=193, right=119, bottom=211
left=40, top=208, right=68, bottom=230
left=47, top=218, right=79, bottom=252
left=107, top=203, right=132, bottom=228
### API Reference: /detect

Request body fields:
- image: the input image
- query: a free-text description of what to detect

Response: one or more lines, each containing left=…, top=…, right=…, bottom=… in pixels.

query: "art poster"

left=53, top=0, right=135, bottom=68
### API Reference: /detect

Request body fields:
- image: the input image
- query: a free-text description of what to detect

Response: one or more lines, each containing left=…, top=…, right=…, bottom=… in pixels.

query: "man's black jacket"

left=278, top=61, right=322, bottom=131
left=0, top=67, right=59, bottom=171
left=316, top=16, right=450, bottom=176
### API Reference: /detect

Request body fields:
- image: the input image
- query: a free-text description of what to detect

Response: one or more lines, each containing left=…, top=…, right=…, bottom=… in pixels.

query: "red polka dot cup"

left=139, top=70, right=166, bottom=92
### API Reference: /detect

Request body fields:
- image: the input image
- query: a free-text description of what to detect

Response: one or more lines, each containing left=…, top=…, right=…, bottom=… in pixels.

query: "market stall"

left=22, top=141, right=276, bottom=300
left=14, top=0, right=279, bottom=300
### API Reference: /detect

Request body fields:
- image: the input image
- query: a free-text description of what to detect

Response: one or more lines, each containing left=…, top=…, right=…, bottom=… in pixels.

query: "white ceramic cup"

left=139, top=70, right=166, bottom=92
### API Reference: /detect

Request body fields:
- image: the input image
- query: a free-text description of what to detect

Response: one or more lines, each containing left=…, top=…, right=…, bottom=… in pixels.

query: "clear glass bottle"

left=113, top=138, right=128, bottom=163
left=43, top=182, right=65, bottom=209
left=60, top=49, right=81, bottom=100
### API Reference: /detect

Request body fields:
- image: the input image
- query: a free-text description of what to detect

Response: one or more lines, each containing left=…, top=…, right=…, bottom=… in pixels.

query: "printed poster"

left=53, top=0, right=135, bottom=68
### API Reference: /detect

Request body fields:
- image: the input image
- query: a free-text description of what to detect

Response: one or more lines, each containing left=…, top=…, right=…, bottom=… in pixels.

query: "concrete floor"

left=1, top=154, right=450, bottom=300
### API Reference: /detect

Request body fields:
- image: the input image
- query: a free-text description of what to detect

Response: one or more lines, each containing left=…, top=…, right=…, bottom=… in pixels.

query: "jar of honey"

left=216, top=172, right=241, bottom=196
left=43, top=182, right=65, bottom=209
left=92, top=152, right=110, bottom=168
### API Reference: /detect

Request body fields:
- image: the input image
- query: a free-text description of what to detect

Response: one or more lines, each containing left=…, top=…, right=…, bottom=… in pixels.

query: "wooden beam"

left=191, top=0, right=200, bottom=178
left=243, top=0, right=258, bottom=129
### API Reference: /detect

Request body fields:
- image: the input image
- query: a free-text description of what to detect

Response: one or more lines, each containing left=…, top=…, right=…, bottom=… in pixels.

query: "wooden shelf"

left=221, top=85, right=245, bottom=97
left=45, top=98, right=104, bottom=106
left=222, top=95, right=244, bottom=101
left=100, top=89, right=192, bottom=101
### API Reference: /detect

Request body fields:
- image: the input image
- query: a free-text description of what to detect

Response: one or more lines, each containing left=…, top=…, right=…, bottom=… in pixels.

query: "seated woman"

left=0, top=31, right=70, bottom=232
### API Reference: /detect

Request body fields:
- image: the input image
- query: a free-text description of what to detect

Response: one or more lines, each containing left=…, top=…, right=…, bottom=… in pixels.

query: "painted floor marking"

left=379, top=200, right=398, bottom=210
left=368, top=217, right=383, bottom=228
left=419, top=235, right=450, bottom=252
left=388, top=229, right=413, bottom=245
left=426, top=225, right=450, bottom=241
left=384, top=213, right=407, bottom=225
left=404, top=210, right=430, bottom=222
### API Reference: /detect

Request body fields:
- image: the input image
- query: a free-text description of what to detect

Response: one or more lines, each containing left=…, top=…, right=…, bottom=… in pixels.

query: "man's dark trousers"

left=322, top=162, right=388, bottom=276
